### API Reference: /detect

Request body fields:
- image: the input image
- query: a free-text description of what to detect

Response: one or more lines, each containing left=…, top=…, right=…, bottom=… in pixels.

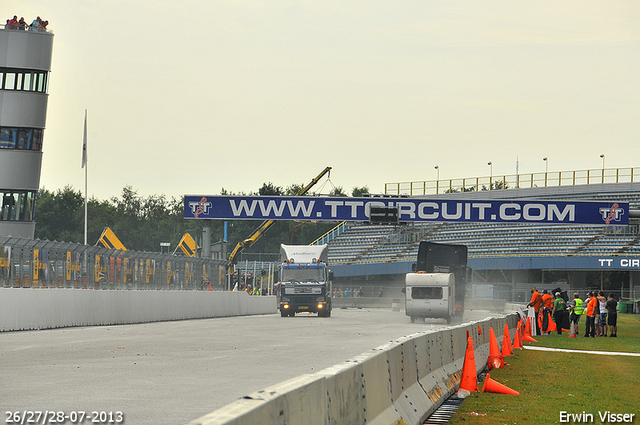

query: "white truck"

left=277, top=244, right=333, bottom=317
left=405, top=242, right=470, bottom=324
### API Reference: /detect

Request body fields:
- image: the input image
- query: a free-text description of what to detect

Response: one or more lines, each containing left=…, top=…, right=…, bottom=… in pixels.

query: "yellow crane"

left=227, top=166, right=332, bottom=275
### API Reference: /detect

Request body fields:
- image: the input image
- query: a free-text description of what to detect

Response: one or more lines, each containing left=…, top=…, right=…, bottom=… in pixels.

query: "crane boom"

left=227, top=166, right=332, bottom=274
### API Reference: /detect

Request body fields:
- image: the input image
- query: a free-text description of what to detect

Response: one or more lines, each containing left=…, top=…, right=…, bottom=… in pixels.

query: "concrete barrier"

left=185, top=312, right=519, bottom=425
left=0, top=288, right=277, bottom=331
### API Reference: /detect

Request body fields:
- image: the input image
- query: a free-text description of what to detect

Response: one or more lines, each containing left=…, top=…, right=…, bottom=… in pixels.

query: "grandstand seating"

left=326, top=184, right=640, bottom=264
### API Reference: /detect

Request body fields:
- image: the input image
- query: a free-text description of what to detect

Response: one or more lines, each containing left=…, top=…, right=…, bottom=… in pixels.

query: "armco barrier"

left=0, top=288, right=277, bottom=331
left=185, top=313, right=519, bottom=425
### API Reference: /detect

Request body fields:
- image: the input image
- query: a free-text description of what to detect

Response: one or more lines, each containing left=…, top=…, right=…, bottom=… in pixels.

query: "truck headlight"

left=283, top=304, right=289, bottom=309
left=317, top=303, right=324, bottom=309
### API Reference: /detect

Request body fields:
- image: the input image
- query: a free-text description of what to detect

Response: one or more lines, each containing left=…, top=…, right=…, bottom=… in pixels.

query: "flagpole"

left=82, top=109, right=88, bottom=246
left=84, top=156, right=87, bottom=245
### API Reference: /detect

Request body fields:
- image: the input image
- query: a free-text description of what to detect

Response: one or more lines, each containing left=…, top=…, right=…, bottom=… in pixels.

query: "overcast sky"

left=7, top=1, right=640, bottom=200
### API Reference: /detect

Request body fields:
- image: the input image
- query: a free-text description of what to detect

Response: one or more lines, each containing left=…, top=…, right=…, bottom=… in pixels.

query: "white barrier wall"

left=0, top=288, right=277, bottom=331
left=185, top=313, right=519, bottom=425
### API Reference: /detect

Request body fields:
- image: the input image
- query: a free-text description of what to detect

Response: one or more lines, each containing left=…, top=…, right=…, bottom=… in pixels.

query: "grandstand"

left=327, top=183, right=640, bottom=264
left=325, top=181, right=640, bottom=301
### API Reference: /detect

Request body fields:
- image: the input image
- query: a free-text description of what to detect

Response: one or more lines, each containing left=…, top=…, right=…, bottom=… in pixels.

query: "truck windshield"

left=282, top=268, right=325, bottom=283
left=411, top=287, right=443, bottom=299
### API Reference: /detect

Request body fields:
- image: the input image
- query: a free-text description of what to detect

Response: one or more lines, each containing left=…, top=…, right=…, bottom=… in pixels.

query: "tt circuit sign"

left=184, top=196, right=628, bottom=226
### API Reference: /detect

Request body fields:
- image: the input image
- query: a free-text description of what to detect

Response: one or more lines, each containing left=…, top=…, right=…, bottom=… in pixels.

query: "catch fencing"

left=0, top=236, right=226, bottom=290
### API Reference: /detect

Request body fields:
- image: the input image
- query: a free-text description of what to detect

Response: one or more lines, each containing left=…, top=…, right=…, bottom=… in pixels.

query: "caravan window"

left=411, top=287, right=443, bottom=300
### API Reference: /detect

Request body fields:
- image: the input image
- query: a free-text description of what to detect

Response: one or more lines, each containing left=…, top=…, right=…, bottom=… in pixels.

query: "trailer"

left=405, top=242, right=470, bottom=323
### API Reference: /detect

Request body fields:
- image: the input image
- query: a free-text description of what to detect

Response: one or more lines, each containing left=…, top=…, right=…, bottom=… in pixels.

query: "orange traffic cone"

left=482, top=373, right=520, bottom=395
left=487, top=327, right=504, bottom=370
left=502, top=323, right=513, bottom=357
left=569, top=321, right=577, bottom=338
left=523, top=317, right=538, bottom=342
left=513, top=324, right=524, bottom=349
left=458, top=337, right=478, bottom=394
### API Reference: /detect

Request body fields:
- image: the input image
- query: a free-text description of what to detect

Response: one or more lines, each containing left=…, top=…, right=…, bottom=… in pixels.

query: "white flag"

left=81, top=110, right=87, bottom=168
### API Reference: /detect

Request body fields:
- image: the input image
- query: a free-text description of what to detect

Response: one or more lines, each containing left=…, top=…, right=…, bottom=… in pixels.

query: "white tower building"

left=0, top=23, right=54, bottom=238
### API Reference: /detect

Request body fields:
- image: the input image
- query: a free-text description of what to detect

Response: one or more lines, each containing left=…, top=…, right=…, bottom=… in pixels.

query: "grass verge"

left=448, top=314, right=640, bottom=425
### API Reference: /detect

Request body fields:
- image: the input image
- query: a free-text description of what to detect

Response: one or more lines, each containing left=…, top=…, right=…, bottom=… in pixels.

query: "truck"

left=227, top=167, right=332, bottom=277
left=405, top=242, right=470, bottom=324
left=277, top=244, right=333, bottom=317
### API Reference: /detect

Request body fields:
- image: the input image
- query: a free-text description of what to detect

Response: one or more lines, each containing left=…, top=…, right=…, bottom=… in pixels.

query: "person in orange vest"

left=539, top=289, right=554, bottom=333
left=527, top=286, right=543, bottom=335
left=584, top=292, right=598, bottom=338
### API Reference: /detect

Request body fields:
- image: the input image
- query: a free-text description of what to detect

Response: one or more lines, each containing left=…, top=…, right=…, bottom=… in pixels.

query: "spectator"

left=378, top=286, right=384, bottom=297
left=527, top=286, right=543, bottom=335
left=551, top=292, right=565, bottom=335
left=29, top=16, right=41, bottom=32
left=18, top=17, right=26, bottom=30
left=597, top=291, right=607, bottom=337
left=7, top=16, right=19, bottom=30
left=605, top=294, right=618, bottom=337
left=569, top=292, right=584, bottom=336
left=584, top=292, right=598, bottom=338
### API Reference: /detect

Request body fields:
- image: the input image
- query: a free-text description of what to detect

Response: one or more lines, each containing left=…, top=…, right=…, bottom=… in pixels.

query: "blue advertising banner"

left=184, top=196, right=628, bottom=225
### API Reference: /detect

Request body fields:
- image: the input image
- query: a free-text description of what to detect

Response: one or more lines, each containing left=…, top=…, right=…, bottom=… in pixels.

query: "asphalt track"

left=1, top=308, right=496, bottom=425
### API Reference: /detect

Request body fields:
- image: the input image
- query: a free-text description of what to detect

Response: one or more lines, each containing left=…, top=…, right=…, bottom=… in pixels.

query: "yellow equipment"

left=177, top=233, right=198, bottom=257
left=227, top=166, right=331, bottom=275
left=97, top=227, right=127, bottom=250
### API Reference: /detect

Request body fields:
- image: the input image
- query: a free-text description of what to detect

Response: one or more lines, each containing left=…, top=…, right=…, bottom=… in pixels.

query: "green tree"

left=481, top=180, right=509, bottom=191
left=35, top=186, right=84, bottom=242
left=351, top=186, right=370, bottom=197
left=285, top=183, right=305, bottom=195
left=258, top=182, right=283, bottom=196
left=34, top=181, right=342, bottom=255
left=329, top=186, right=347, bottom=197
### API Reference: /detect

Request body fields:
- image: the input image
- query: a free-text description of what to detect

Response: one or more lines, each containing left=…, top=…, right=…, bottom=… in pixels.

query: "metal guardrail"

left=385, top=166, right=640, bottom=196
left=0, top=23, right=52, bottom=33
left=0, top=236, right=226, bottom=290
left=310, top=221, right=349, bottom=245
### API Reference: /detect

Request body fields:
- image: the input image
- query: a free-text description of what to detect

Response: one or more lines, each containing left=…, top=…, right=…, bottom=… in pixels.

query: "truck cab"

left=277, top=244, right=332, bottom=317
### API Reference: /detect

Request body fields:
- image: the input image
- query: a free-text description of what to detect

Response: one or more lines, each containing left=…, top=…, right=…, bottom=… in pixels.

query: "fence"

left=0, top=236, right=226, bottom=290
left=385, top=166, right=640, bottom=196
